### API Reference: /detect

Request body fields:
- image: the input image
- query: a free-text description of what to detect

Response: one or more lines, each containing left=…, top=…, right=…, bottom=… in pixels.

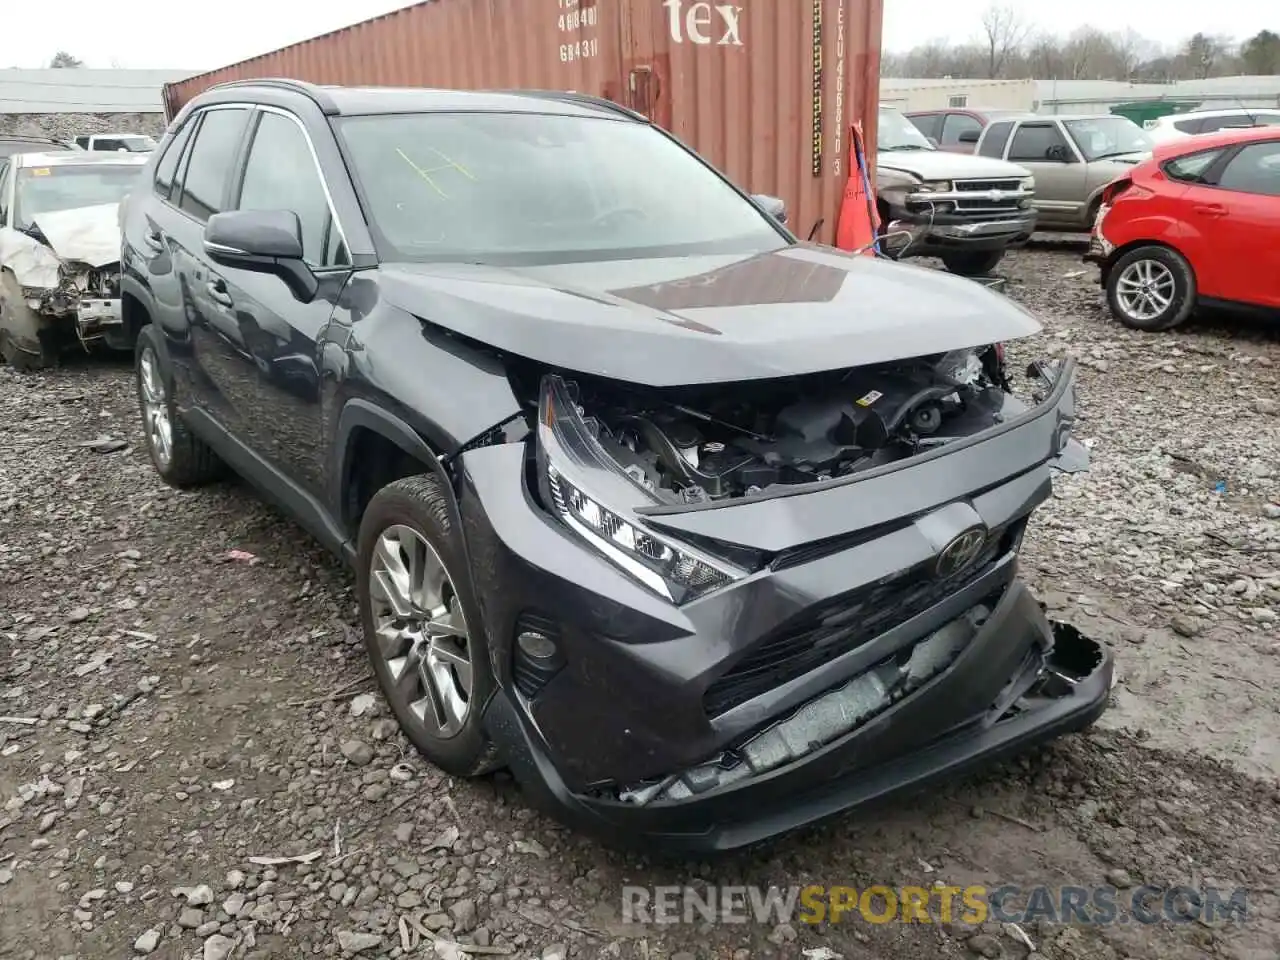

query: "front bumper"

left=885, top=206, right=1038, bottom=256
left=484, top=588, right=1110, bottom=852
left=75, top=297, right=123, bottom=340
left=454, top=361, right=1097, bottom=851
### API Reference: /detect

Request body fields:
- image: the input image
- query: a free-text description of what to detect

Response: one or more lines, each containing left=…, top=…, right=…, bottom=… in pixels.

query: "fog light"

left=517, top=630, right=557, bottom=661
left=513, top=613, right=565, bottom=700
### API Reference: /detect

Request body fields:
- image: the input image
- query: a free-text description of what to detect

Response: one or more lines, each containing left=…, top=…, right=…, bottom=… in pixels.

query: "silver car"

left=976, top=115, right=1152, bottom=230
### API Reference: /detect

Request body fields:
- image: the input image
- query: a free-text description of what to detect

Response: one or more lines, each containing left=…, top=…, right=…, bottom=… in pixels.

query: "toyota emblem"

left=935, top=527, right=988, bottom=578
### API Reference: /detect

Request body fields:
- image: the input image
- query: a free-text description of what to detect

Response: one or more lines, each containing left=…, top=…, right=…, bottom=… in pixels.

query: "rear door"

left=1005, top=121, right=1086, bottom=225
left=165, top=106, right=255, bottom=429
left=1201, top=139, right=1280, bottom=307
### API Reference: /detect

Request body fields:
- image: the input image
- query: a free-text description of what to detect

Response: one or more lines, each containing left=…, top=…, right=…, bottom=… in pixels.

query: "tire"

left=135, top=325, right=224, bottom=487
left=940, top=248, right=1005, bottom=277
left=0, top=331, right=56, bottom=371
left=1105, top=244, right=1196, bottom=332
left=356, top=474, right=501, bottom=778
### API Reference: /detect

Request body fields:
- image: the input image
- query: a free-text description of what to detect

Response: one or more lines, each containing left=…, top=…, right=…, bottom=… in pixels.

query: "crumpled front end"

left=0, top=203, right=126, bottom=363
left=455, top=352, right=1110, bottom=851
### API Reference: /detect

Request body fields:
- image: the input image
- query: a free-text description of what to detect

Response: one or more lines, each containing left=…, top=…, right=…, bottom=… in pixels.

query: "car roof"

left=194, top=79, right=641, bottom=121
left=1153, top=123, right=1280, bottom=159
left=1166, top=106, right=1280, bottom=120
left=11, top=150, right=150, bottom=167
left=906, top=108, right=1034, bottom=118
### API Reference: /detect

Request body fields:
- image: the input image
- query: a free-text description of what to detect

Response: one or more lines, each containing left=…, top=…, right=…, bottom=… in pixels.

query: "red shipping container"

left=163, top=0, right=882, bottom=246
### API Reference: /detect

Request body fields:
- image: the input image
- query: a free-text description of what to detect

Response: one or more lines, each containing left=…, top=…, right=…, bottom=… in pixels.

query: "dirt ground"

left=1, top=245, right=1277, bottom=960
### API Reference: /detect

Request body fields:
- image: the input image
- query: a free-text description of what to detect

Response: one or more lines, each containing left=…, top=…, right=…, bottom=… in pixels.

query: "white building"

left=879, top=78, right=1038, bottom=113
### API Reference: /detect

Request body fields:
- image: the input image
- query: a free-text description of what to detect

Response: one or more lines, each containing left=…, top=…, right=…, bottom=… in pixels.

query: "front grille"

left=702, top=520, right=1024, bottom=716
left=955, top=179, right=1023, bottom=192
left=954, top=178, right=1026, bottom=214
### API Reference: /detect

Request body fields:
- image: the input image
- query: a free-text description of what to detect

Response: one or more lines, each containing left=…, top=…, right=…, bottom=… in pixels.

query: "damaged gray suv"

left=0, top=150, right=146, bottom=369
left=122, top=80, right=1112, bottom=852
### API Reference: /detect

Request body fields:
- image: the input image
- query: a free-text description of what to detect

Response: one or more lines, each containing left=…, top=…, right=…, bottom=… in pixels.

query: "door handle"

left=206, top=280, right=233, bottom=307
left=1193, top=203, right=1227, bottom=217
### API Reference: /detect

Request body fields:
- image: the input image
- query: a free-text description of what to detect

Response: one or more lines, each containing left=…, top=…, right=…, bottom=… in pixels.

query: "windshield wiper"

left=881, top=144, right=931, bottom=152
left=1091, top=150, right=1144, bottom=160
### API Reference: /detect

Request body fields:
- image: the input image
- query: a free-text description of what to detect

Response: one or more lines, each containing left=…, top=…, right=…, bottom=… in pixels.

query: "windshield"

left=878, top=107, right=934, bottom=151
left=119, top=135, right=158, bottom=152
left=14, top=164, right=140, bottom=229
left=1063, top=117, right=1152, bottom=161
left=335, top=112, right=788, bottom=264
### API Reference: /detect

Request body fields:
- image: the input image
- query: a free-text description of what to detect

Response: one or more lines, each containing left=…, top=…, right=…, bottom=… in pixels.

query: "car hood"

left=377, top=244, right=1042, bottom=387
left=878, top=149, right=1030, bottom=180
left=29, top=202, right=121, bottom=268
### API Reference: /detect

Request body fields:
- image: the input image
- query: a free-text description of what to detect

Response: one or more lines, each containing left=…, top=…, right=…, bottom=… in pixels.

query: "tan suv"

left=975, top=114, right=1152, bottom=230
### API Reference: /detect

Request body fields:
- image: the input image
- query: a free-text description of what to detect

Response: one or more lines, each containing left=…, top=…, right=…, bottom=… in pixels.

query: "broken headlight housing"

left=536, top=375, right=746, bottom=604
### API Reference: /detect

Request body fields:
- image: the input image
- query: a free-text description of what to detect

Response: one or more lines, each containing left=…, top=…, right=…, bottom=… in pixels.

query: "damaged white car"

left=0, top=151, right=146, bottom=369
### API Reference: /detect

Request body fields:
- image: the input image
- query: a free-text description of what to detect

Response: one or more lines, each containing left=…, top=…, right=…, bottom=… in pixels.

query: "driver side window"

left=234, top=111, right=348, bottom=268
left=1008, top=123, right=1070, bottom=162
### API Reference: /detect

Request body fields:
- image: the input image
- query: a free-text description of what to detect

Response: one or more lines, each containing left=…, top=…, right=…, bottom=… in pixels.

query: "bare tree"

left=49, top=51, right=84, bottom=69
left=979, top=4, right=1032, bottom=78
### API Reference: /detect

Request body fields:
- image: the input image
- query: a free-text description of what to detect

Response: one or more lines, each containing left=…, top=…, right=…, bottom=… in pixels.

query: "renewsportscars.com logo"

left=622, top=884, right=1249, bottom=927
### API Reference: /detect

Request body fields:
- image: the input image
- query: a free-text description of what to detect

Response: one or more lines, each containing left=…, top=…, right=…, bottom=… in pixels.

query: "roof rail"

left=497, top=89, right=645, bottom=121
left=204, top=77, right=340, bottom=115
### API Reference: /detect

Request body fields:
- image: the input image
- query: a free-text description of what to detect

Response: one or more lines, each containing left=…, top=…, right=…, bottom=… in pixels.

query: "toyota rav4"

left=120, top=80, right=1111, bottom=852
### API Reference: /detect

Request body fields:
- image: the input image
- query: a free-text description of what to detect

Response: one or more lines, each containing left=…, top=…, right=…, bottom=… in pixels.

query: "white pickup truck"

left=73, top=133, right=158, bottom=153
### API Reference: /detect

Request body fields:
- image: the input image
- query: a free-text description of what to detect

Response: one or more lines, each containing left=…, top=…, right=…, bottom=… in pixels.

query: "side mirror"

left=926, top=135, right=941, bottom=148
left=751, top=193, right=787, bottom=224
left=1046, top=144, right=1074, bottom=163
left=958, top=130, right=981, bottom=144
left=204, top=210, right=318, bottom=302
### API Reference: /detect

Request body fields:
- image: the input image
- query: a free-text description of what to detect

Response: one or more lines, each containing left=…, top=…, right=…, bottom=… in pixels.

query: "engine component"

left=581, top=347, right=1010, bottom=504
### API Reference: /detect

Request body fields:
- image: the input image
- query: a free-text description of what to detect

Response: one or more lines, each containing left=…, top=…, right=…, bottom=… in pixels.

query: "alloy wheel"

left=138, top=346, right=173, bottom=469
left=368, top=524, right=474, bottom=739
left=1115, top=259, right=1176, bottom=323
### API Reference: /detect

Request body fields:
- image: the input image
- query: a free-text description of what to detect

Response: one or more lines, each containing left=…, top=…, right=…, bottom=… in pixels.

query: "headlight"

left=536, top=375, right=745, bottom=603
left=917, top=180, right=952, bottom=193
left=1020, top=176, right=1035, bottom=192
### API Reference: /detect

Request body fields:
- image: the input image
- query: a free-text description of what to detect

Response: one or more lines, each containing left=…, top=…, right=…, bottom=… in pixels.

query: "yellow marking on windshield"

left=395, top=147, right=477, bottom=200
left=29, top=168, right=51, bottom=177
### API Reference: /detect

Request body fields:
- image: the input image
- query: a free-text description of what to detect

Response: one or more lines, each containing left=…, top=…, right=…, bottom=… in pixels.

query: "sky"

left=882, top=0, right=1270, bottom=54
left=5, top=0, right=1274, bottom=70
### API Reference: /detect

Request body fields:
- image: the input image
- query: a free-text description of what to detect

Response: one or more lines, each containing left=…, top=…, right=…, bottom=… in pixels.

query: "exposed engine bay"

left=563, top=346, right=1012, bottom=504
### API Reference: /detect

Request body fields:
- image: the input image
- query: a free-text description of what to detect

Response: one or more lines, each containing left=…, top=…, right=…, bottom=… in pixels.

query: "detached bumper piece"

left=484, top=582, right=1112, bottom=853
left=76, top=297, right=123, bottom=341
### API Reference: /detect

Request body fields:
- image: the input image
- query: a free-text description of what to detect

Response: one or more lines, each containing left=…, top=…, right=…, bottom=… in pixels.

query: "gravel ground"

left=1, top=246, right=1278, bottom=960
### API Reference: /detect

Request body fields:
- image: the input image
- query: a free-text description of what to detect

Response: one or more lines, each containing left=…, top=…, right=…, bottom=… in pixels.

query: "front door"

left=209, top=107, right=353, bottom=496
left=1203, top=139, right=1280, bottom=308
left=1006, top=121, right=1087, bottom=226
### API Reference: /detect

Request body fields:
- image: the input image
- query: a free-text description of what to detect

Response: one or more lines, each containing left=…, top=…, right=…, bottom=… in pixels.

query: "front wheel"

left=940, top=248, right=1006, bottom=277
left=1105, top=245, right=1196, bottom=332
left=356, top=475, right=502, bottom=778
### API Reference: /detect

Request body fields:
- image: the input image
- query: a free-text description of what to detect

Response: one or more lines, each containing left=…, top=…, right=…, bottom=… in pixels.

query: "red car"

left=1087, top=125, right=1280, bottom=331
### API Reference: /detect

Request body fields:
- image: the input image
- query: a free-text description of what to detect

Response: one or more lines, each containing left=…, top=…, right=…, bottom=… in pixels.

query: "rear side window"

left=1217, top=141, right=1280, bottom=197
left=942, top=113, right=983, bottom=146
left=979, top=122, right=1013, bottom=158
left=94, top=138, right=123, bottom=151
left=909, top=114, right=943, bottom=140
left=1173, top=117, right=1205, bottom=135
left=1199, top=113, right=1252, bottom=134
left=1162, top=149, right=1224, bottom=184
left=178, top=108, right=250, bottom=222
left=153, top=120, right=195, bottom=200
